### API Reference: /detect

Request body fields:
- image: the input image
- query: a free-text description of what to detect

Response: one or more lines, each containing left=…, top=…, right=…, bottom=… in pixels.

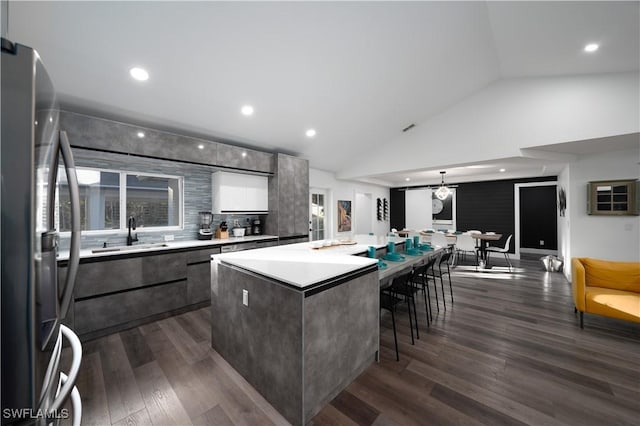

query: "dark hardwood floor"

left=62, top=257, right=639, bottom=425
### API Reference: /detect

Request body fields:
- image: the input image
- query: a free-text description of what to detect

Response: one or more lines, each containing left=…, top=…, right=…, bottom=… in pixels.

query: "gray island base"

left=211, top=257, right=379, bottom=425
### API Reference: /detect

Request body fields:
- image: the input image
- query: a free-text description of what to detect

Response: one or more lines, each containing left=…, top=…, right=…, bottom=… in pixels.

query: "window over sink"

left=57, top=167, right=183, bottom=233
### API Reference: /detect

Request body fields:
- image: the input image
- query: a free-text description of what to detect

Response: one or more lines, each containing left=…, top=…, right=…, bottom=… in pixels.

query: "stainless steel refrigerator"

left=2, top=39, right=83, bottom=425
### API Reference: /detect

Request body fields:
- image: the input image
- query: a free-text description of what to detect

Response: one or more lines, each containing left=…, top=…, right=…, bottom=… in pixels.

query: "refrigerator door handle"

left=59, top=372, right=82, bottom=426
left=58, top=130, right=80, bottom=318
left=47, top=324, right=82, bottom=414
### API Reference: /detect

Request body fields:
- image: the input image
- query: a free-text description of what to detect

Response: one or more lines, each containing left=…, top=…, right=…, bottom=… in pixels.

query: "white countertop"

left=214, top=235, right=406, bottom=288
left=57, top=235, right=279, bottom=261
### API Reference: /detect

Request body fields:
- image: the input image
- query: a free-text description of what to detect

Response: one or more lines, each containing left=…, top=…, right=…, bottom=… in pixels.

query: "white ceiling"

left=6, top=1, right=639, bottom=185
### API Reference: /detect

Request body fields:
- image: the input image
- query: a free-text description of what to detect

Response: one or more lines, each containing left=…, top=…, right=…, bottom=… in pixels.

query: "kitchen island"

left=210, top=236, right=405, bottom=425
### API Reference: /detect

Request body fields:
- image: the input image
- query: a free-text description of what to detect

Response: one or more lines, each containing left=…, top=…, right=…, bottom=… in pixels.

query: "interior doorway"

left=355, top=193, right=373, bottom=235
left=514, top=182, right=558, bottom=259
left=309, top=189, right=327, bottom=241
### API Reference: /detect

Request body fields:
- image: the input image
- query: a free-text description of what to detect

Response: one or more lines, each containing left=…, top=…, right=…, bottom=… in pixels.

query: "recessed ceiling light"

left=584, top=43, right=599, bottom=53
left=137, top=131, right=145, bottom=138
left=198, top=144, right=204, bottom=150
left=241, top=105, right=254, bottom=116
left=306, top=129, right=317, bottom=138
left=241, top=151, right=247, bottom=157
left=405, top=177, right=411, bottom=181
left=499, top=168, right=506, bottom=172
left=129, top=67, right=149, bottom=81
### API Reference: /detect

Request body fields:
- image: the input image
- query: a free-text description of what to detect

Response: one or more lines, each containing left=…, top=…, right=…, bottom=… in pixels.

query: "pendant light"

left=435, top=171, right=451, bottom=200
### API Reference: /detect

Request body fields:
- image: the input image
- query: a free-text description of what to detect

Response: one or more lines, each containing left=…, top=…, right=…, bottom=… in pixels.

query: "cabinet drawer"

left=187, top=247, right=221, bottom=264
left=74, top=280, right=187, bottom=335
left=73, top=252, right=187, bottom=298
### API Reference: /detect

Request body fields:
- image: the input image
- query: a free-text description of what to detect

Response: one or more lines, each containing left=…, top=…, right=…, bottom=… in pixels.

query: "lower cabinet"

left=186, top=246, right=221, bottom=305
left=74, top=280, right=187, bottom=334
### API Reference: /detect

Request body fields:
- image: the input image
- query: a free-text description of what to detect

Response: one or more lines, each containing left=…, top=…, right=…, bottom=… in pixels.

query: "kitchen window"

left=57, top=167, right=183, bottom=233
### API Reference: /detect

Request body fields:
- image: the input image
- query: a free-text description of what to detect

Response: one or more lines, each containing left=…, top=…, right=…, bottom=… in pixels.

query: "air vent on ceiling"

left=402, top=123, right=416, bottom=133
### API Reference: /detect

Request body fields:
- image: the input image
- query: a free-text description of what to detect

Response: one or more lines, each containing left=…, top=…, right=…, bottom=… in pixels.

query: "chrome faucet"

left=127, top=216, right=138, bottom=246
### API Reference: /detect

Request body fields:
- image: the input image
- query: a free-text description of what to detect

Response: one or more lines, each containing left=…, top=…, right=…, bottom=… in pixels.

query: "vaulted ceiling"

left=7, top=1, right=639, bottom=185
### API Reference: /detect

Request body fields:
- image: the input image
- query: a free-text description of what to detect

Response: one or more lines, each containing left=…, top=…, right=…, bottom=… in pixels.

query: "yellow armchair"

left=572, top=258, right=640, bottom=328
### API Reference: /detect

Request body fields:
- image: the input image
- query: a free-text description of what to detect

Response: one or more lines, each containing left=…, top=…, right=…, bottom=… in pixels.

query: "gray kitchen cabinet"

left=60, top=110, right=217, bottom=165
left=278, top=236, right=309, bottom=246
left=277, top=154, right=296, bottom=237
left=73, top=252, right=187, bottom=299
left=61, top=110, right=281, bottom=173
left=60, top=247, right=221, bottom=340
left=74, top=280, right=187, bottom=335
left=269, top=154, right=309, bottom=238
left=217, top=143, right=274, bottom=173
left=186, top=246, right=221, bottom=305
left=293, top=157, right=310, bottom=236
left=255, top=239, right=278, bottom=249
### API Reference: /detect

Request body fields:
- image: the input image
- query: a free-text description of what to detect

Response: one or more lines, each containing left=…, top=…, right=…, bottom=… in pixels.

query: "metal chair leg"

left=446, top=264, right=453, bottom=304
left=412, top=294, right=420, bottom=339
left=504, top=252, right=513, bottom=272
left=424, top=276, right=433, bottom=321
left=390, top=308, right=399, bottom=361
left=580, top=312, right=584, bottom=329
left=422, top=281, right=430, bottom=328
left=440, top=270, right=447, bottom=311
left=407, top=296, right=415, bottom=344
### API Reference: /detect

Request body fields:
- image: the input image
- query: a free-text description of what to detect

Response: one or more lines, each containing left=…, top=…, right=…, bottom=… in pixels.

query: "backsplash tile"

left=59, top=149, right=265, bottom=250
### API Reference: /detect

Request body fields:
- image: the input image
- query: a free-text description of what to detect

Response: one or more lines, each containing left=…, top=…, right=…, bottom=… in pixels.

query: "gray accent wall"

left=58, top=148, right=264, bottom=250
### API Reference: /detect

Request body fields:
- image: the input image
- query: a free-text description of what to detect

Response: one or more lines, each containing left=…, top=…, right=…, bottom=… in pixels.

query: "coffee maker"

left=252, top=218, right=262, bottom=235
left=198, top=211, right=214, bottom=240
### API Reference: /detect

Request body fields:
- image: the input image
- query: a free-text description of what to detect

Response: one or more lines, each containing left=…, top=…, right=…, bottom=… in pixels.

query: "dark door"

left=520, top=186, right=557, bottom=250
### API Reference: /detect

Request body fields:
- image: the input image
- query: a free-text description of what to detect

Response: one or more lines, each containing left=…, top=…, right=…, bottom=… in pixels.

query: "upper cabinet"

left=217, top=144, right=274, bottom=174
left=265, top=154, right=309, bottom=237
left=212, top=171, right=268, bottom=214
left=59, top=111, right=274, bottom=174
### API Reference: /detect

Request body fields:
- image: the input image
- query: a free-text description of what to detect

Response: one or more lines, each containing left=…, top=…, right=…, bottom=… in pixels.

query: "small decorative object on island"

left=337, top=200, right=352, bottom=232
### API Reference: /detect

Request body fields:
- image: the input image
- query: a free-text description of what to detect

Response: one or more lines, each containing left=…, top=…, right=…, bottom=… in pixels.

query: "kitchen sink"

left=91, top=243, right=169, bottom=254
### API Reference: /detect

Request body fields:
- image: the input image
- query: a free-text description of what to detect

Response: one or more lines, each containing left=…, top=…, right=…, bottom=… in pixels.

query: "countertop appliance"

left=198, top=211, right=213, bottom=240
left=2, top=38, right=83, bottom=425
left=252, top=219, right=262, bottom=235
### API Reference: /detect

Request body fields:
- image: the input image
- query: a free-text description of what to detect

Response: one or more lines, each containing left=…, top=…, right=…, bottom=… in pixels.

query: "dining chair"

left=486, top=234, right=513, bottom=272
left=379, top=289, right=402, bottom=361
left=428, top=250, right=454, bottom=310
left=431, top=232, right=449, bottom=249
left=454, top=233, right=478, bottom=268
left=411, top=258, right=436, bottom=326
left=383, top=270, right=419, bottom=344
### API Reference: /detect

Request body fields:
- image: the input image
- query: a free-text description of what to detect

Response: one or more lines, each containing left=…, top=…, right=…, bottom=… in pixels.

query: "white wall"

left=561, top=147, right=640, bottom=279
left=309, top=168, right=390, bottom=238
left=338, top=72, right=640, bottom=180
